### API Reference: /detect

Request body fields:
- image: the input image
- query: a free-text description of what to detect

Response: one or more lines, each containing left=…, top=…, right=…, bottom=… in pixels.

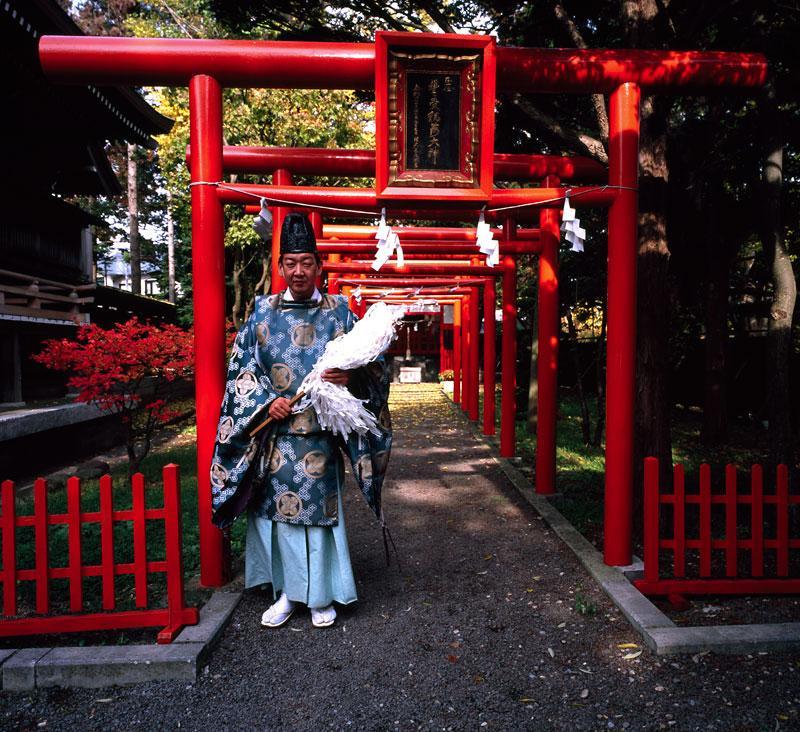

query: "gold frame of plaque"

left=375, top=32, right=496, bottom=203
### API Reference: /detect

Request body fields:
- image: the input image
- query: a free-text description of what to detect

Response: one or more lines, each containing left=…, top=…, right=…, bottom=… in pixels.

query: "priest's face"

left=280, top=253, right=320, bottom=300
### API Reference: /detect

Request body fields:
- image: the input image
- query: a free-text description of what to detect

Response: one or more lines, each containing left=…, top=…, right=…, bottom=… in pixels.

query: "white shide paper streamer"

left=476, top=210, right=499, bottom=267
left=372, top=208, right=405, bottom=271
left=561, top=194, right=586, bottom=253
left=252, top=197, right=273, bottom=241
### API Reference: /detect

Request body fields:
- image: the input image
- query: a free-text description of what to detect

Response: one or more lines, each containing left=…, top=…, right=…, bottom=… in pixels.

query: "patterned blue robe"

left=210, top=291, right=392, bottom=530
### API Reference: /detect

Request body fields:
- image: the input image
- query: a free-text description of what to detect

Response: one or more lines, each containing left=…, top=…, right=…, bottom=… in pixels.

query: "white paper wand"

left=249, top=302, right=404, bottom=439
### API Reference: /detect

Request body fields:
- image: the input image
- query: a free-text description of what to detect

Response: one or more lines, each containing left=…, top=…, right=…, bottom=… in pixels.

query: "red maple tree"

left=32, top=318, right=195, bottom=473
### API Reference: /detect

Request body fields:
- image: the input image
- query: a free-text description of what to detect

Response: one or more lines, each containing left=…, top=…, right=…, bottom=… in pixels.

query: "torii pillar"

left=604, top=83, right=641, bottom=566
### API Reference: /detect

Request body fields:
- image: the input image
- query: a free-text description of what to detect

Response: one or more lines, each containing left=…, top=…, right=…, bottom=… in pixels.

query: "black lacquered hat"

left=280, top=212, right=317, bottom=254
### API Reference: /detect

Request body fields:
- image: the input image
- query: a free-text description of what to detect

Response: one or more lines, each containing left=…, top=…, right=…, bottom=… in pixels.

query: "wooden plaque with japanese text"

left=375, top=32, right=496, bottom=204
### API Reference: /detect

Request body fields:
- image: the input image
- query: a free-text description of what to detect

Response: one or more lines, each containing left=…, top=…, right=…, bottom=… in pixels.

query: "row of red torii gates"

left=39, top=32, right=767, bottom=587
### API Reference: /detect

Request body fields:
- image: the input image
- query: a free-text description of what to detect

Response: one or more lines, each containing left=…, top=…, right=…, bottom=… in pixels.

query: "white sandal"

left=261, top=597, right=296, bottom=628
left=311, top=604, right=336, bottom=628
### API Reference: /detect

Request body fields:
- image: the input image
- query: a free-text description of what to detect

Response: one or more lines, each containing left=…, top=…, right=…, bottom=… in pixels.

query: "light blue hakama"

left=244, top=487, right=357, bottom=608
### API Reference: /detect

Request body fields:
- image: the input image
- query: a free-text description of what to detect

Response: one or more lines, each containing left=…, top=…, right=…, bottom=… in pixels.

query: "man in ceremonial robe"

left=209, top=213, right=392, bottom=628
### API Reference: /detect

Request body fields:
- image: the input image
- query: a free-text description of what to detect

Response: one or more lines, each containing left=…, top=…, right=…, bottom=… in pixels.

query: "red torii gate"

left=358, top=289, right=483, bottom=417
left=39, top=34, right=767, bottom=586
left=336, top=277, right=493, bottom=430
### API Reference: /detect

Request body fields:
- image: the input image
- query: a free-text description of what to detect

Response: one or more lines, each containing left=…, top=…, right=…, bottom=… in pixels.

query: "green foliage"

left=205, top=0, right=497, bottom=40
left=572, top=591, right=598, bottom=617
left=124, top=2, right=376, bottom=325
left=68, top=1, right=377, bottom=325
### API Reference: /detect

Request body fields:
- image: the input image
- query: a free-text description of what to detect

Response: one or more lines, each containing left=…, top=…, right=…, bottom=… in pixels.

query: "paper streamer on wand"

left=294, top=302, right=404, bottom=437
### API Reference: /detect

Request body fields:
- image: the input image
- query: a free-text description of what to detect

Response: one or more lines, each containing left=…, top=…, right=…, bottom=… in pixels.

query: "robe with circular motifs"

left=210, top=292, right=392, bottom=529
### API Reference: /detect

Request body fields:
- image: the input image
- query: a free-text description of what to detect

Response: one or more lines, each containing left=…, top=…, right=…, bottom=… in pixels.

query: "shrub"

left=32, top=317, right=194, bottom=474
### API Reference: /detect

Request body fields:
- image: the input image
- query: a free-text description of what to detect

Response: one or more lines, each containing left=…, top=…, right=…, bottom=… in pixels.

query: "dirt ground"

left=1, top=384, right=798, bottom=731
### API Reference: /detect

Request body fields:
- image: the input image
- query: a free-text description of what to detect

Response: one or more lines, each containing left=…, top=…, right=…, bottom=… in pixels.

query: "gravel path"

left=2, top=384, right=798, bottom=731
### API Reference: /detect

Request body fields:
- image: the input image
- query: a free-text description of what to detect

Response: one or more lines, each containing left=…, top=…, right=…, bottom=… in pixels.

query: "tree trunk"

left=256, top=252, right=271, bottom=295
left=527, top=291, right=539, bottom=432
left=166, top=188, right=176, bottom=304
left=244, top=253, right=272, bottom=322
left=231, top=247, right=246, bottom=329
left=701, top=186, right=730, bottom=444
left=634, top=94, right=673, bottom=498
left=126, top=428, right=141, bottom=476
left=127, top=143, right=141, bottom=296
left=620, top=0, right=674, bottom=500
left=566, top=306, right=591, bottom=444
left=593, top=298, right=607, bottom=447
left=760, top=87, right=795, bottom=468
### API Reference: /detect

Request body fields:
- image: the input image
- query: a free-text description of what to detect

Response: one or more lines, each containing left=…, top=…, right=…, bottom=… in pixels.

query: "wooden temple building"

left=0, top=0, right=175, bottom=479
left=0, top=0, right=173, bottom=409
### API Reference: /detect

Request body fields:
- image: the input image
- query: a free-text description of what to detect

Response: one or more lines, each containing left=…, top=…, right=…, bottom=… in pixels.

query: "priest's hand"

left=321, top=368, right=352, bottom=386
left=268, top=397, right=293, bottom=421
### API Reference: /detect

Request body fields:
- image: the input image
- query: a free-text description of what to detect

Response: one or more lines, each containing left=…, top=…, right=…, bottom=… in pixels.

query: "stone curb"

left=0, top=591, right=241, bottom=691
left=444, top=393, right=800, bottom=656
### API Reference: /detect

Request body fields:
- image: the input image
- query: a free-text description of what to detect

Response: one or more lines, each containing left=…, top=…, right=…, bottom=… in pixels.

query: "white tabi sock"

left=275, top=592, right=296, bottom=614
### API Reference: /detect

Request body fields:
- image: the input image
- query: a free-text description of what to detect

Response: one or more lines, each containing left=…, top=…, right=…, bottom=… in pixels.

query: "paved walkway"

left=2, top=385, right=798, bottom=730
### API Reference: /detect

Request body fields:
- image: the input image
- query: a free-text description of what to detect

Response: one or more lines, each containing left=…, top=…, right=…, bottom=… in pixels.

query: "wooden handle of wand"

left=249, top=391, right=306, bottom=438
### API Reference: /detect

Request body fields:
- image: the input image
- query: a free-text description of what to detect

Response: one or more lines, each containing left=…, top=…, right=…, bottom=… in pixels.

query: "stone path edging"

left=0, top=591, right=241, bottom=691
left=446, top=394, right=800, bottom=655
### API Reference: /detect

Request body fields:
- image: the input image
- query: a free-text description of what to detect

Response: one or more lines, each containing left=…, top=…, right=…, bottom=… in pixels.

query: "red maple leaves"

left=32, top=317, right=195, bottom=471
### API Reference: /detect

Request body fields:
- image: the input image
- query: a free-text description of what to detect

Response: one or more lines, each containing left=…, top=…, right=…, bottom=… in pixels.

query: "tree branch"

left=157, top=0, right=201, bottom=38
left=552, top=1, right=586, bottom=46
left=512, top=94, right=608, bottom=165
left=416, top=1, right=456, bottom=33
left=552, top=2, right=609, bottom=142
left=371, top=1, right=421, bottom=32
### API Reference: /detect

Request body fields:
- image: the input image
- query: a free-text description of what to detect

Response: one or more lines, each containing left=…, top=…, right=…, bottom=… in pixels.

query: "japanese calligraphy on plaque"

left=375, top=32, right=496, bottom=202
left=406, top=72, right=461, bottom=171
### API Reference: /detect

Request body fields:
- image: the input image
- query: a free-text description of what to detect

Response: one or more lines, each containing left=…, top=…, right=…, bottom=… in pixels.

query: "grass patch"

left=518, top=394, right=605, bottom=542
left=474, top=385, right=771, bottom=548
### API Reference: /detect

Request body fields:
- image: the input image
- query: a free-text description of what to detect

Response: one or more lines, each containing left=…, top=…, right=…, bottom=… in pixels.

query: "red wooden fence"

left=634, top=457, right=800, bottom=597
left=0, top=464, right=198, bottom=643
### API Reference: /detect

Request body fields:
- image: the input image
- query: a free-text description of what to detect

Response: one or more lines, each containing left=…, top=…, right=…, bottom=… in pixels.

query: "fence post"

left=673, top=464, right=685, bottom=578
left=160, top=463, right=190, bottom=643
left=643, top=457, right=660, bottom=583
left=99, top=474, right=116, bottom=610
left=1, top=480, right=17, bottom=616
left=132, top=472, right=148, bottom=608
left=724, top=465, right=737, bottom=578
left=699, top=464, right=711, bottom=577
left=67, top=476, right=83, bottom=612
left=34, top=478, right=49, bottom=614
left=777, top=464, right=789, bottom=576
left=751, top=464, right=764, bottom=577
